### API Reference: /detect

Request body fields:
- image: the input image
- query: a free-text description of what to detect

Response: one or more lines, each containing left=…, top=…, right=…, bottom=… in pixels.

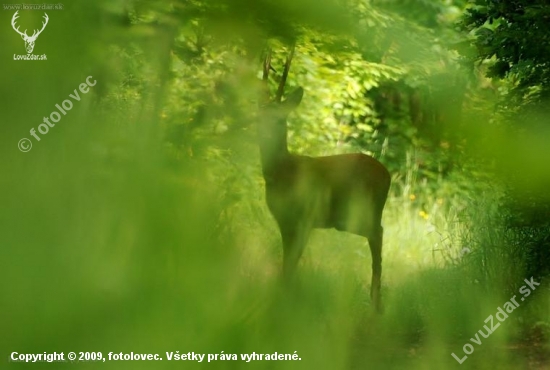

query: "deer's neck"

left=258, top=134, right=290, bottom=181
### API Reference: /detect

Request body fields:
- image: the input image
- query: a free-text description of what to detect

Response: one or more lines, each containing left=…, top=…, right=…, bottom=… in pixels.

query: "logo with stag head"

left=11, top=10, right=49, bottom=54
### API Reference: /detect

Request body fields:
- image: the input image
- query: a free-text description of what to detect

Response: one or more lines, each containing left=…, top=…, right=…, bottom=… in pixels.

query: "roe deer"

left=259, top=47, right=391, bottom=311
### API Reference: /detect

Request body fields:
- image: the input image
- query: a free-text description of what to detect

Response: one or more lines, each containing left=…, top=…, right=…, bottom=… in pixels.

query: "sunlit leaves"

left=461, top=0, right=550, bottom=105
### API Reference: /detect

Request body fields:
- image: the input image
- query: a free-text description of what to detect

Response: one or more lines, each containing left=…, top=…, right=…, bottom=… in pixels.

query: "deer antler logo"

left=11, top=11, right=49, bottom=54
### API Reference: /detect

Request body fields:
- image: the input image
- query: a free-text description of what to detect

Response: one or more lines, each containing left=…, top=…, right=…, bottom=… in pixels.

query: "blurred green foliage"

left=1, top=0, right=549, bottom=369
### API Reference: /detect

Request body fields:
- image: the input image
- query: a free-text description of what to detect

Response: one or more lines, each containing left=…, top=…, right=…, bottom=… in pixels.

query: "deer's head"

left=259, top=87, right=303, bottom=142
left=11, top=11, right=49, bottom=54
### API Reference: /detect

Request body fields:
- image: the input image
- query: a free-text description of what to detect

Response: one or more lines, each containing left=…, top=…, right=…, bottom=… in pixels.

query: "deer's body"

left=260, top=51, right=390, bottom=311
left=263, top=153, right=389, bottom=233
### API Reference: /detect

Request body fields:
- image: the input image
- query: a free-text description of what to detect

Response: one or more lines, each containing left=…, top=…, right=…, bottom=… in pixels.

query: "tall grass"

left=1, top=5, right=548, bottom=368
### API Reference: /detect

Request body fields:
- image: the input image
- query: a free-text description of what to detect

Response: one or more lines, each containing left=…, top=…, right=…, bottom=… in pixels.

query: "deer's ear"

left=283, top=87, right=303, bottom=110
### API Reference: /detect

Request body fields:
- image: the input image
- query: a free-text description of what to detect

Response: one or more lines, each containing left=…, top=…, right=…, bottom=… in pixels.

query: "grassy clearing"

left=222, top=148, right=550, bottom=369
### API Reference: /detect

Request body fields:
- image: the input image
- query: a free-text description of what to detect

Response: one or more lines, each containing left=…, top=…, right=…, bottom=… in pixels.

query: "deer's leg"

left=280, top=225, right=309, bottom=281
left=368, top=225, right=383, bottom=312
